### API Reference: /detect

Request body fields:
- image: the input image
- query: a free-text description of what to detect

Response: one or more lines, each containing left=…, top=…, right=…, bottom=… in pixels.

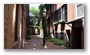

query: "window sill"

left=53, top=22, right=58, bottom=24
left=58, top=20, right=66, bottom=23
left=75, top=15, right=84, bottom=19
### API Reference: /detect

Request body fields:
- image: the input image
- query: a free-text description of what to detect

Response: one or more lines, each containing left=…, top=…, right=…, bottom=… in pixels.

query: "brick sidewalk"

left=24, top=35, right=66, bottom=49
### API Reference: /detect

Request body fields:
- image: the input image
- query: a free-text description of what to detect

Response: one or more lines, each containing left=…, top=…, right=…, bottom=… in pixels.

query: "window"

left=54, top=4, right=67, bottom=23
left=61, top=4, right=67, bottom=22
left=76, top=4, right=84, bottom=19
left=54, top=10, right=57, bottom=22
left=57, top=8, right=61, bottom=20
left=54, top=8, right=61, bottom=22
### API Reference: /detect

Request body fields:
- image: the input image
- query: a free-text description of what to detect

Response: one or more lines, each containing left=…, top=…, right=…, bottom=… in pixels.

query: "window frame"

left=59, top=4, right=67, bottom=22
left=62, top=4, right=67, bottom=21
left=75, top=4, right=84, bottom=19
left=53, top=4, right=67, bottom=24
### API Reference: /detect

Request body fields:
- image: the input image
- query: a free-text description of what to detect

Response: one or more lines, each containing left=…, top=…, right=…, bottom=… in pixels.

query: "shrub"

left=37, top=23, right=42, bottom=29
left=26, top=35, right=31, bottom=40
left=50, top=38, right=65, bottom=45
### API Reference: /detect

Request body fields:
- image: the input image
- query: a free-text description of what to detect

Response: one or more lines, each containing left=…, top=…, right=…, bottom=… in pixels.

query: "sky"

left=29, top=4, right=40, bottom=8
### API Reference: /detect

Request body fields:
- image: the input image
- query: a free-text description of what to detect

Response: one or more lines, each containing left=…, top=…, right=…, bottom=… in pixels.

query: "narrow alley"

left=4, top=4, right=84, bottom=49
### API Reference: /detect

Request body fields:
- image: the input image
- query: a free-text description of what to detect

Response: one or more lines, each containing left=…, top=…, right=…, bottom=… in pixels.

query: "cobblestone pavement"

left=24, top=35, right=66, bottom=49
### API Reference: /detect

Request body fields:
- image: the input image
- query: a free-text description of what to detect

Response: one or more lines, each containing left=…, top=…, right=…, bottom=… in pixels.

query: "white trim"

left=65, top=28, right=71, bottom=30
left=75, top=4, right=84, bottom=19
left=58, top=19, right=65, bottom=22
left=13, top=4, right=16, bottom=33
left=75, top=15, right=84, bottom=19
left=53, top=22, right=58, bottom=24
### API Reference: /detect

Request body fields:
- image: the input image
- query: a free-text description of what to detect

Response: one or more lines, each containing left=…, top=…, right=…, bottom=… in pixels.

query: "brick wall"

left=56, top=4, right=63, bottom=10
left=4, top=4, right=29, bottom=49
left=67, top=4, right=84, bottom=49
left=67, top=4, right=76, bottom=22
left=4, top=4, right=15, bottom=49
left=46, top=4, right=84, bottom=49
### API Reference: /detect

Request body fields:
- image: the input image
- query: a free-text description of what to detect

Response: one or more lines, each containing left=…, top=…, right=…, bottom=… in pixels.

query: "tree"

left=39, top=4, right=45, bottom=19
left=30, top=6, right=40, bottom=18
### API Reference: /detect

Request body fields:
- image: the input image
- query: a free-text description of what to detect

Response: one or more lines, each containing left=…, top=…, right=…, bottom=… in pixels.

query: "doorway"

left=72, top=22, right=82, bottom=49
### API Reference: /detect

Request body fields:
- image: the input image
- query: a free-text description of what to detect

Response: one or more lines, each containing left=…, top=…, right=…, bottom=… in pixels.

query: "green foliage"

left=26, top=35, right=31, bottom=40
left=30, top=6, right=40, bottom=18
left=50, top=38, right=66, bottom=45
left=37, top=23, right=42, bottom=29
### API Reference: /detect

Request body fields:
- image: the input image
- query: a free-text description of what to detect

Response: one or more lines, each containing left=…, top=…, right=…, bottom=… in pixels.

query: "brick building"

left=29, top=16, right=40, bottom=35
left=45, top=4, right=84, bottom=49
left=4, top=4, right=29, bottom=49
